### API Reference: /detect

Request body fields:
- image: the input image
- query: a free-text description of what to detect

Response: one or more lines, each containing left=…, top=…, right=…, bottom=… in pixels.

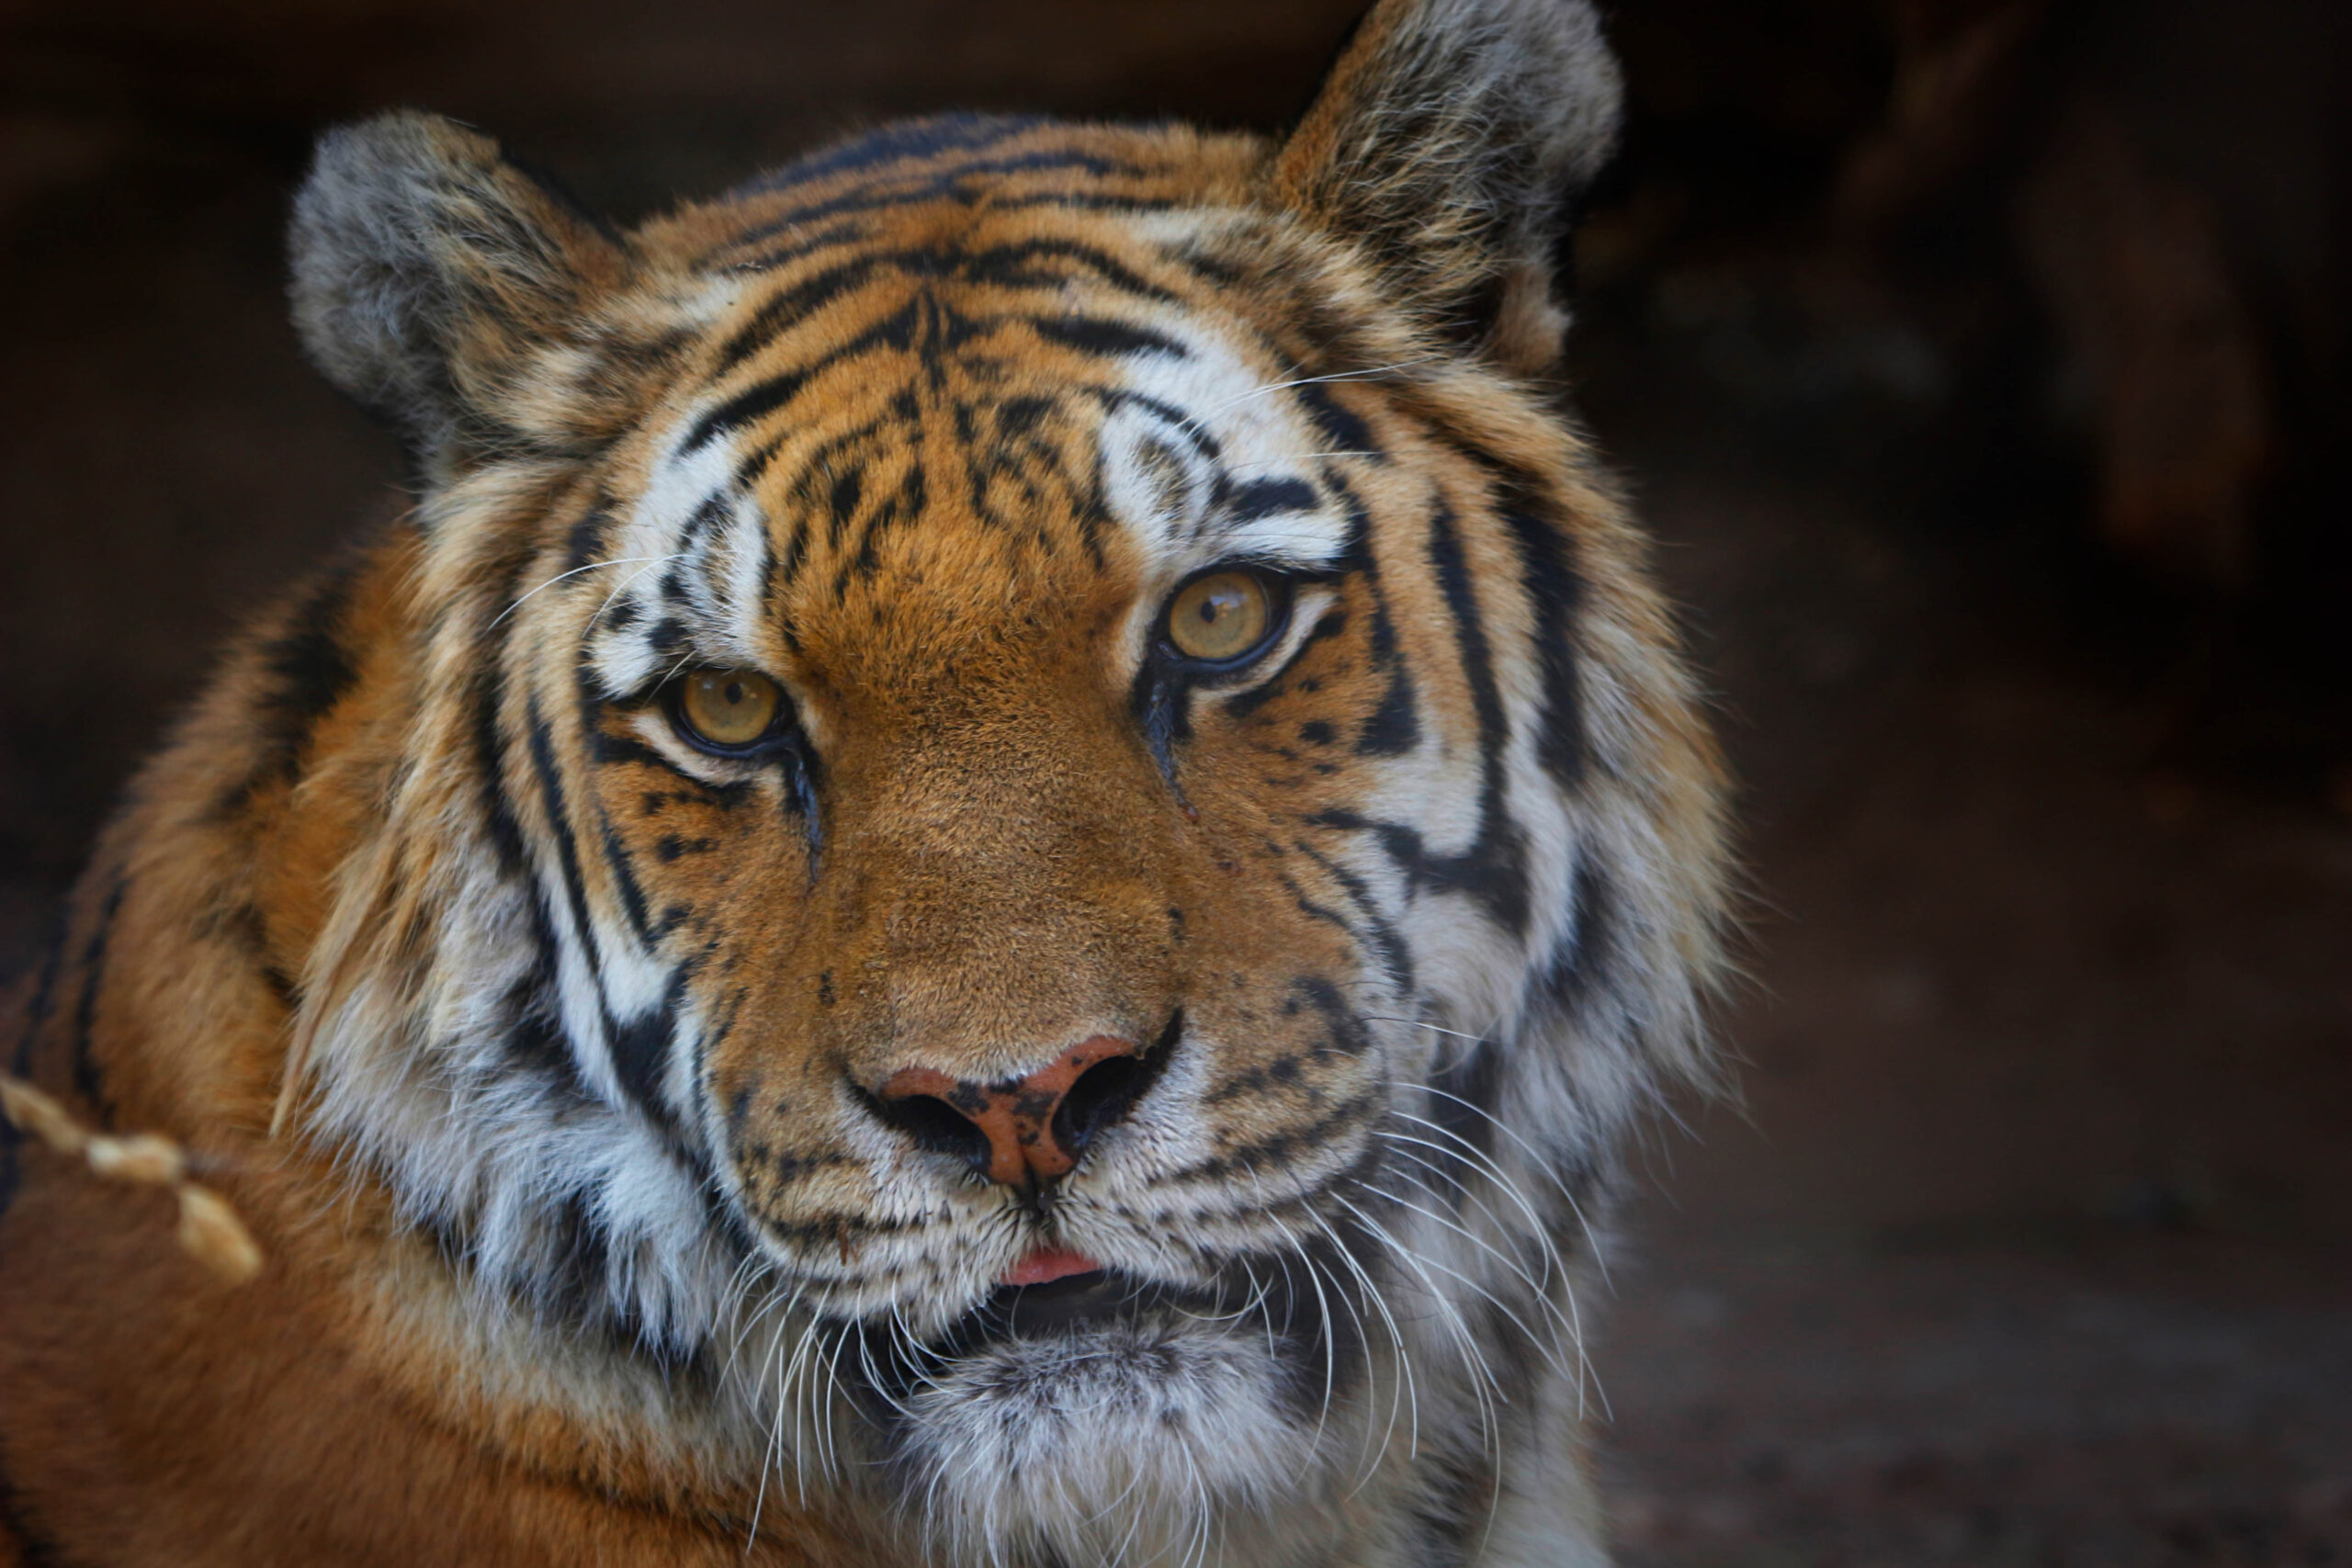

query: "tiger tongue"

left=1001, top=1246, right=1102, bottom=1288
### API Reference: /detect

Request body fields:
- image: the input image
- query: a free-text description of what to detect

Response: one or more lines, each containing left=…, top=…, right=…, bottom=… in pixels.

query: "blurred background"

left=2, top=1, right=2346, bottom=1561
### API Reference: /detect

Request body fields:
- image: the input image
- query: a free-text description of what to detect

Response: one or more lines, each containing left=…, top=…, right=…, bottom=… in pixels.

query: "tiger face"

left=279, top=1, right=1727, bottom=1562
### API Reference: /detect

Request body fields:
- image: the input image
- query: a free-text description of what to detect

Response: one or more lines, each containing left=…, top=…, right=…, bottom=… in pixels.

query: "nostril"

left=1052, top=1054, right=1147, bottom=1161
left=865, top=1018, right=1179, bottom=1189
left=867, top=1088, right=996, bottom=1177
left=1051, top=1010, right=1179, bottom=1163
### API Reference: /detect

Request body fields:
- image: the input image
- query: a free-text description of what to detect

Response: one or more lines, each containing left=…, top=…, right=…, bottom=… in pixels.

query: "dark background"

left=3, top=2, right=2347, bottom=1562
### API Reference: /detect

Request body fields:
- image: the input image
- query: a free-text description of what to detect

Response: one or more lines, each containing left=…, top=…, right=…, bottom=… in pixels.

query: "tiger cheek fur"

left=0, top=3, right=1730, bottom=1567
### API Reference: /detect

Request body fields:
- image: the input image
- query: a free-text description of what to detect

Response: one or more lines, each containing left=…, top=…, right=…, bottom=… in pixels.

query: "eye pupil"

left=1165, top=570, right=1273, bottom=663
left=679, top=668, right=784, bottom=748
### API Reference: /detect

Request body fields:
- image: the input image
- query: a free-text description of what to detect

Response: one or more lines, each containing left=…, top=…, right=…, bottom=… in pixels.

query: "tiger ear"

left=289, top=110, right=629, bottom=473
left=1269, top=0, right=1624, bottom=372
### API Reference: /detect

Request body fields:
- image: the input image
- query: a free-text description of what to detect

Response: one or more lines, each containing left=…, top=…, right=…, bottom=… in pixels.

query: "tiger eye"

left=679, top=669, right=783, bottom=748
left=1165, top=571, right=1273, bottom=663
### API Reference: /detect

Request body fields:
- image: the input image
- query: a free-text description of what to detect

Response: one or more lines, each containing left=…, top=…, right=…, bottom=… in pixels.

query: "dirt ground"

left=1593, top=430, right=2352, bottom=1566
left=2, top=4, right=2348, bottom=1562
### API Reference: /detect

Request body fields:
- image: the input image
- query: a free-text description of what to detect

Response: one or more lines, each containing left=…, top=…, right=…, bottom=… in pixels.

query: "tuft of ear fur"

left=289, top=110, right=629, bottom=470
left=1270, top=0, right=1625, bottom=371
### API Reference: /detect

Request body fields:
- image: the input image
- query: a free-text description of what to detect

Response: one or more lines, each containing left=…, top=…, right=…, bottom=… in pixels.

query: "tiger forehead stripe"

left=589, top=243, right=1367, bottom=693
left=695, top=114, right=1200, bottom=275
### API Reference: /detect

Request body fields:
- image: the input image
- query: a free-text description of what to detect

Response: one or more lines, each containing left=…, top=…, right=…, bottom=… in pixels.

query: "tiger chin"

left=0, top=1, right=1728, bottom=1564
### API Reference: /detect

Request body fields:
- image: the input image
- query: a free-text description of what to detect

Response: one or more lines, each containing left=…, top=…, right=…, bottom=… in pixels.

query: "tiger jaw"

left=832, top=1256, right=1361, bottom=1561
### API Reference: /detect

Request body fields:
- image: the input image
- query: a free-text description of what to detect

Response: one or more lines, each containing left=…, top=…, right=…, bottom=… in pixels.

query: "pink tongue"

left=1002, top=1246, right=1102, bottom=1288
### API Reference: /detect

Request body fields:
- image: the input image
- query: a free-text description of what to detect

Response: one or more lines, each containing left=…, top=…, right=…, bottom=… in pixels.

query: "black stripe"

left=975, top=192, right=1181, bottom=214
left=711, top=256, right=888, bottom=375
left=606, top=964, right=692, bottom=1140
left=1294, top=840, right=1413, bottom=994
left=713, top=139, right=1165, bottom=261
left=1324, top=475, right=1421, bottom=760
left=1404, top=1452, right=1492, bottom=1568
left=1427, top=503, right=1507, bottom=765
left=1280, top=873, right=1358, bottom=953
left=561, top=500, right=612, bottom=575
left=1425, top=1030, right=1503, bottom=1168
left=68, top=878, right=127, bottom=1122
left=733, top=434, right=789, bottom=491
left=577, top=664, right=655, bottom=945
left=1102, top=390, right=1223, bottom=460
left=1498, top=505, right=1587, bottom=789
left=259, top=568, right=361, bottom=749
left=1293, top=380, right=1380, bottom=459
left=8, top=912, right=66, bottom=1078
left=1408, top=501, right=1532, bottom=931
left=526, top=700, right=728, bottom=1147
left=686, top=295, right=940, bottom=452
left=470, top=664, right=531, bottom=884
left=1542, top=852, right=1614, bottom=1010
left=1031, top=315, right=1187, bottom=360
left=534, top=1189, right=708, bottom=1374
left=1168, top=1088, right=1385, bottom=1186
left=719, top=220, right=883, bottom=277
left=225, top=556, right=367, bottom=811
left=727, top=114, right=1053, bottom=198
left=597, top=822, right=654, bottom=943
left=496, top=908, right=594, bottom=1095
left=523, top=700, right=605, bottom=1000
left=719, top=194, right=1187, bottom=279
left=955, top=239, right=1180, bottom=303
left=470, top=623, right=600, bottom=1097
left=685, top=366, right=814, bottom=453
left=1224, top=477, right=1319, bottom=524
left=836, top=457, right=927, bottom=594
left=1357, top=660, right=1420, bottom=756
left=1289, top=974, right=1373, bottom=1057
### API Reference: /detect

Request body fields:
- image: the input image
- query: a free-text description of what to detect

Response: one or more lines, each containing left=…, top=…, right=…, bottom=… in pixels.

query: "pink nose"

left=874, top=1036, right=1145, bottom=1188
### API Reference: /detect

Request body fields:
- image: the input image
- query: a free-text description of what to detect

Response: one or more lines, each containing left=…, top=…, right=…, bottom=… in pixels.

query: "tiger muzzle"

left=871, top=1033, right=1149, bottom=1189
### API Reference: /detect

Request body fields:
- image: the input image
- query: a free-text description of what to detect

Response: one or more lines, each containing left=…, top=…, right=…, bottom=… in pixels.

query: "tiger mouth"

left=841, top=1252, right=1358, bottom=1417
left=978, top=1267, right=1129, bottom=1333
left=871, top=1268, right=1219, bottom=1377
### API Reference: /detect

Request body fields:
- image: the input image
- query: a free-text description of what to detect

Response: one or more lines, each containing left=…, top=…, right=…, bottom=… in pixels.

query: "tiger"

left=0, top=0, right=1729, bottom=1562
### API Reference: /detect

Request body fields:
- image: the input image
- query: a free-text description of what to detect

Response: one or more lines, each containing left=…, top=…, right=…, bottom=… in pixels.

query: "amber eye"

left=677, top=669, right=783, bottom=749
left=1164, top=570, right=1275, bottom=663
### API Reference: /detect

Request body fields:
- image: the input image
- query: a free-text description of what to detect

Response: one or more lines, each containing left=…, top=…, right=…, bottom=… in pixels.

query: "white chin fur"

left=896, top=1321, right=1321, bottom=1567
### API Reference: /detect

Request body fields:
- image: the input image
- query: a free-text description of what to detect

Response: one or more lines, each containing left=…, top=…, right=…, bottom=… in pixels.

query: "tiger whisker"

left=492, top=553, right=682, bottom=627
left=1377, top=1110, right=1581, bottom=1310
left=1328, top=1190, right=1503, bottom=1476
left=1370, top=1123, right=1601, bottom=1417
left=1278, top=1230, right=1340, bottom=1453
left=1303, top=1206, right=1419, bottom=1480
left=1379, top=1101, right=1610, bottom=1418
left=1351, top=1176, right=1576, bottom=1382
left=1164, top=357, right=1440, bottom=449
left=1374, top=1118, right=1567, bottom=1291
left=1361, top=1014, right=1621, bottom=1287
left=1408, top=1078, right=1619, bottom=1293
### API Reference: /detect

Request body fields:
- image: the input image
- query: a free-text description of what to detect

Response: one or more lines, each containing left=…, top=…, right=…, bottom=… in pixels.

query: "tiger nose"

left=871, top=1036, right=1147, bottom=1188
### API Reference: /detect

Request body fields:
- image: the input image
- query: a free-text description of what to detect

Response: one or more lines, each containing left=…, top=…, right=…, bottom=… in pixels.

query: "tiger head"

left=282, top=0, right=1726, bottom=1561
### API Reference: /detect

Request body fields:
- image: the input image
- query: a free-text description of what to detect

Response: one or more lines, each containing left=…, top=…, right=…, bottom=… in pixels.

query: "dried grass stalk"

left=1, top=1075, right=264, bottom=1285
